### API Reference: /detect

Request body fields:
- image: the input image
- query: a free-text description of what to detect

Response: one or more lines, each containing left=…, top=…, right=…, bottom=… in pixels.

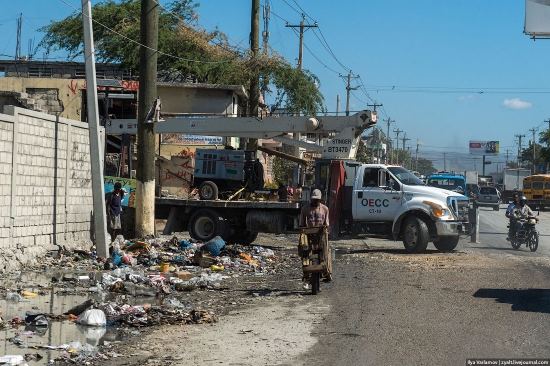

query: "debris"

left=76, top=309, right=107, bottom=327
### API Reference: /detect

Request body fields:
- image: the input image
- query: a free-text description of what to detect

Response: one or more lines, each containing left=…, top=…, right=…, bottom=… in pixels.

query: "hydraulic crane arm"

left=154, top=110, right=378, bottom=159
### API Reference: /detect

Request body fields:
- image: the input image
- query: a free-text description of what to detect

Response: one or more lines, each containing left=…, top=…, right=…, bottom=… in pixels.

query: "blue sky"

left=3, top=0, right=550, bottom=173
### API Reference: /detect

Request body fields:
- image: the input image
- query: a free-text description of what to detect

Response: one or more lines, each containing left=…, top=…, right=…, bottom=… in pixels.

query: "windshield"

left=388, top=167, right=425, bottom=186
left=427, top=177, right=465, bottom=191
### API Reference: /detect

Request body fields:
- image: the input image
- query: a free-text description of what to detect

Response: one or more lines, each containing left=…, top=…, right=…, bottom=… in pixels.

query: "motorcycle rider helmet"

left=519, top=196, right=527, bottom=202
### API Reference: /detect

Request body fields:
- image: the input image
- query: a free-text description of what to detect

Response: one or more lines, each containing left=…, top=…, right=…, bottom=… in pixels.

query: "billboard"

left=104, top=176, right=136, bottom=208
left=525, top=0, right=550, bottom=36
left=469, top=141, right=499, bottom=156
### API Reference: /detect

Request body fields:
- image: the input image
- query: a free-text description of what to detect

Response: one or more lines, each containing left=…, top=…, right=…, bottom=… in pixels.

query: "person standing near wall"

left=105, top=182, right=124, bottom=243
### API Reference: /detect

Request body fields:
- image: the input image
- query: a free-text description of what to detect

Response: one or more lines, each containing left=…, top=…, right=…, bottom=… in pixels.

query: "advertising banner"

left=525, top=0, right=550, bottom=36
left=104, top=176, right=136, bottom=207
left=161, top=134, right=223, bottom=145
left=469, top=141, right=499, bottom=156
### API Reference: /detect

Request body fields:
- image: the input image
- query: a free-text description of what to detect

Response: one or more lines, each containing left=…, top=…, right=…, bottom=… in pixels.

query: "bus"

left=522, top=174, right=550, bottom=209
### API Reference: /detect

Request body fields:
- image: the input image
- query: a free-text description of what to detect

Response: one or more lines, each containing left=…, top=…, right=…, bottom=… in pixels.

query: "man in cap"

left=299, top=189, right=329, bottom=227
left=299, top=189, right=331, bottom=290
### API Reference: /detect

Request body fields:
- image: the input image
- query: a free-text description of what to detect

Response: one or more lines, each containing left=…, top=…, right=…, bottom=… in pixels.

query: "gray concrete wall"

left=0, top=106, right=95, bottom=272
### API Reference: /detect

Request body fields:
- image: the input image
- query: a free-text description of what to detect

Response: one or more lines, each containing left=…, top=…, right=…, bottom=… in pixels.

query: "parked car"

left=475, top=186, right=501, bottom=210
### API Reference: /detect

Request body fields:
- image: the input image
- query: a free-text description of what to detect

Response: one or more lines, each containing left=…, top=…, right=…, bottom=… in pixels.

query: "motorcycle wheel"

left=529, top=231, right=539, bottom=252
left=511, top=237, right=521, bottom=250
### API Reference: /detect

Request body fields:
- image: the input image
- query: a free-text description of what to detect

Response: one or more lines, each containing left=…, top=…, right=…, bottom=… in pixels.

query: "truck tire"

left=402, top=216, right=429, bottom=253
left=198, top=181, right=218, bottom=200
left=493, top=205, right=500, bottom=211
left=433, top=236, right=459, bottom=251
left=189, top=209, right=227, bottom=242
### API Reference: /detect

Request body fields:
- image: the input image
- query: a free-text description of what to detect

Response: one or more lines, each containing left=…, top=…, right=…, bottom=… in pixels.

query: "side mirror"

left=378, top=170, right=386, bottom=188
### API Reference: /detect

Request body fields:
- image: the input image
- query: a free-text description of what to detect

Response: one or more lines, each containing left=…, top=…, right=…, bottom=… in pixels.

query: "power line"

left=59, top=0, right=236, bottom=65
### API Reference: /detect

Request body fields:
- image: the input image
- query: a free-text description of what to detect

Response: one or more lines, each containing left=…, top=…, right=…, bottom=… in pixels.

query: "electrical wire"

left=59, top=0, right=236, bottom=65
left=152, top=0, right=246, bottom=54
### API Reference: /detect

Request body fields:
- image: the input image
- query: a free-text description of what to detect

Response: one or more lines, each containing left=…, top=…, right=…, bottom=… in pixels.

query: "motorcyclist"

left=505, top=193, right=519, bottom=241
left=511, top=196, right=537, bottom=238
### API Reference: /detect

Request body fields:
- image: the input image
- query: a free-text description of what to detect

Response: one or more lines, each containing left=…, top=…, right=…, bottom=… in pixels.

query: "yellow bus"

left=522, top=174, right=550, bottom=207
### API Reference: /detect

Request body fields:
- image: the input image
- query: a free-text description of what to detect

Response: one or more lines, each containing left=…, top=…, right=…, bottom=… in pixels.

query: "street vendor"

left=299, top=189, right=331, bottom=290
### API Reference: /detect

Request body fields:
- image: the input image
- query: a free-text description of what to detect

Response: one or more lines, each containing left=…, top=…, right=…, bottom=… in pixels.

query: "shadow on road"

left=473, top=288, right=550, bottom=313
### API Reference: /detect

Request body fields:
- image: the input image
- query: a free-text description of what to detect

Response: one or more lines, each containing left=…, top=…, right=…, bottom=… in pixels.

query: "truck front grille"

left=447, top=196, right=469, bottom=222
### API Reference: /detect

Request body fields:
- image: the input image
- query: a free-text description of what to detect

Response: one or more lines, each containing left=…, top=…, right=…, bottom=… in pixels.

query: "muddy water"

left=0, top=269, right=164, bottom=364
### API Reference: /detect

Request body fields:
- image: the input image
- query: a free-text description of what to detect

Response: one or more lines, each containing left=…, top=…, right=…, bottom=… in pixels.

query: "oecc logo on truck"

left=469, top=140, right=499, bottom=156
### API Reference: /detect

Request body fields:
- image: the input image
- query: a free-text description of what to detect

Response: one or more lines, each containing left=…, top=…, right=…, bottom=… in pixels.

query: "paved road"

left=299, top=204, right=550, bottom=366
left=464, top=203, right=550, bottom=257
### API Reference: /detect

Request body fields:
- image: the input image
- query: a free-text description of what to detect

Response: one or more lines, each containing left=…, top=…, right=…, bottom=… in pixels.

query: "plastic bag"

left=76, top=309, right=106, bottom=326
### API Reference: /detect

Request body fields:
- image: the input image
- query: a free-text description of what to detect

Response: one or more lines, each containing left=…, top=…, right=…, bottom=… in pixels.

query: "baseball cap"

left=311, top=189, right=322, bottom=199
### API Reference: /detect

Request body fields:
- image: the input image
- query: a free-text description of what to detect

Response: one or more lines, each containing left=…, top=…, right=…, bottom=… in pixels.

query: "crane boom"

left=107, top=110, right=377, bottom=159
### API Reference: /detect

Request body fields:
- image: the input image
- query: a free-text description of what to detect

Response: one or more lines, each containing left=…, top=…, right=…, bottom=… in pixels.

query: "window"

left=201, top=154, right=217, bottom=175
left=362, top=168, right=378, bottom=187
left=524, top=182, right=531, bottom=189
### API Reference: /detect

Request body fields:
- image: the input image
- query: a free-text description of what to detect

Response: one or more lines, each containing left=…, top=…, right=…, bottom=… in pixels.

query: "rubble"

left=0, top=232, right=301, bottom=364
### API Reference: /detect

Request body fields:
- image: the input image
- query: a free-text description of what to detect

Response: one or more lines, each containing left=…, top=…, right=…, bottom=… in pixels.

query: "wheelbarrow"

left=299, top=225, right=332, bottom=295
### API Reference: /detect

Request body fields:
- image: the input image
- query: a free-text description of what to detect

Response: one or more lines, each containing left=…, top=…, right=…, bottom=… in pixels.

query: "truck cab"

left=341, top=164, right=470, bottom=253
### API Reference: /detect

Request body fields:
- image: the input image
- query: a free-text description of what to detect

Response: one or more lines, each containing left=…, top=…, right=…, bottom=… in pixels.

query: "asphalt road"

left=298, top=204, right=550, bottom=366
left=467, top=204, right=550, bottom=257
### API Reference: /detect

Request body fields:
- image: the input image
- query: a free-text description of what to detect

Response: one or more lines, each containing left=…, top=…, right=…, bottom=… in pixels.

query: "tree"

left=415, top=158, right=437, bottom=176
left=38, top=0, right=325, bottom=116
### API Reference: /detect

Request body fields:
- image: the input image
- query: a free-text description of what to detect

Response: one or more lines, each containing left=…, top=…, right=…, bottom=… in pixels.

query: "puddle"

left=0, top=269, right=165, bottom=364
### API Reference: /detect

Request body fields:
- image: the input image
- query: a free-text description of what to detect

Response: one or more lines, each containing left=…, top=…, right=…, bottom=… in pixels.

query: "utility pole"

left=504, top=149, right=510, bottom=167
left=443, top=152, right=447, bottom=172
left=393, top=129, right=402, bottom=165
left=401, top=133, right=410, bottom=155
left=248, top=0, right=261, bottom=153
left=135, top=0, right=158, bottom=238
left=286, top=15, right=318, bottom=70
left=81, top=0, right=108, bottom=257
left=336, top=95, right=340, bottom=116
left=341, top=71, right=359, bottom=116
left=385, top=117, right=394, bottom=164
left=415, top=139, right=421, bottom=172
left=529, top=127, right=537, bottom=174
left=515, top=134, right=525, bottom=168
left=287, top=15, right=317, bottom=187
left=15, top=14, right=22, bottom=60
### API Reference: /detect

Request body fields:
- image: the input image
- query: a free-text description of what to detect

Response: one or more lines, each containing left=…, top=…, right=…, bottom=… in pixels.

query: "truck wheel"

left=198, top=181, right=218, bottom=200
left=433, top=236, right=459, bottom=251
left=493, top=205, right=500, bottom=211
left=402, top=216, right=429, bottom=253
left=189, top=209, right=227, bottom=242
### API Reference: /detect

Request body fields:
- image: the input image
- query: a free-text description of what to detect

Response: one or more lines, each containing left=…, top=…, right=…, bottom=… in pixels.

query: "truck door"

left=353, top=167, right=403, bottom=221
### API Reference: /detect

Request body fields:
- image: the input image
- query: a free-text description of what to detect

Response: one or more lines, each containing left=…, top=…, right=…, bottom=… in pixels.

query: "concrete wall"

left=0, top=106, right=95, bottom=272
left=0, top=77, right=84, bottom=121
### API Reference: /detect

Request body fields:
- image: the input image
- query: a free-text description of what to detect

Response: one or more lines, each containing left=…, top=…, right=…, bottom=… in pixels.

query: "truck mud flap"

left=246, top=210, right=287, bottom=234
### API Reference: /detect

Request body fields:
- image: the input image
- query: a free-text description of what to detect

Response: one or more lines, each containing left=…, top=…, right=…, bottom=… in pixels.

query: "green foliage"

left=415, top=158, right=437, bottom=176
left=38, top=0, right=325, bottom=116
left=355, top=140, right=371, bottom=163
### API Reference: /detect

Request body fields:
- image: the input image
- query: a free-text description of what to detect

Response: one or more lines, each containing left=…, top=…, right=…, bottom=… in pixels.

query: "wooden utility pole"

left=81, top=0, right=108, bottom=257
left=248, top=0, right=260, bottom=152
left=529, top=127, right=537, bottom=174
left=385, top=117, right=394, bottom=164
left=286, top=15, right=317, bottom=187
left=515, top=134, right=525, bottom=168
left=135, top=0, right=158, bottom=238
left=393, top=128, right=402, bottom=165
left=343, top=72, right=359, bottom=116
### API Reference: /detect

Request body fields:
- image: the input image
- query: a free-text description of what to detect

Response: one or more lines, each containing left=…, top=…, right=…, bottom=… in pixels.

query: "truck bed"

left=156, top=197, right=301, bottom=210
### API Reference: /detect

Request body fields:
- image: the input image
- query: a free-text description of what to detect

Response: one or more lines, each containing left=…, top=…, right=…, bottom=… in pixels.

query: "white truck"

left=127, top=110, right=471, bottom=252
left=501, top=168, right=530, bottom=203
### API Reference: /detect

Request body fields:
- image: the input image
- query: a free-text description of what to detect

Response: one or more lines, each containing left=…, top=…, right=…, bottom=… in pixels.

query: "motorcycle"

left=510, top=216, right=539, bottom=252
